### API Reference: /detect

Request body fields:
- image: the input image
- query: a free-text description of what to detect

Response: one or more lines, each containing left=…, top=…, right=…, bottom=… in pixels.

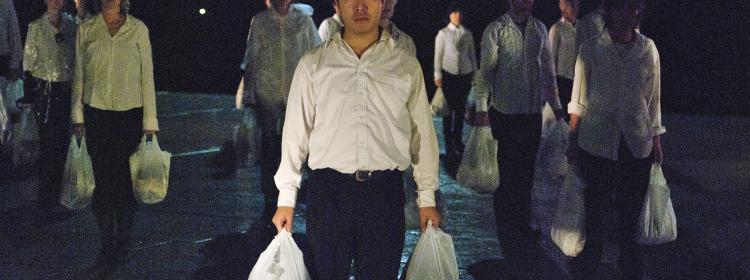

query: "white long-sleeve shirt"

left=71, top=14, right=159, bottom=131
left=475, top=13, right=561, bottom=114
left=242, top=7, right=321, bottom=108
left=0, top=0, right=22, bottom=71
left=569, top=31, right=666, bottom=160
left=549, top=17, right=576, bottom=80
left=318, top=14, right=342, bottom=41
left=275, top=31, right=439, bottom=208
left=434, top=23, right=477, bottom=79
left=23, top=13, right=77, bottom=82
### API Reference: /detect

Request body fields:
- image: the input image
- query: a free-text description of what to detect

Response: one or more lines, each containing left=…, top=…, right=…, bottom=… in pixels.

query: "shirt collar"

left=333, top=27, right=394, bottom=52
left=97, top=13, right=132, bottom=33
left=447, top=23, right=460, bottom=31
left=333, top=14, right=342, bottom=25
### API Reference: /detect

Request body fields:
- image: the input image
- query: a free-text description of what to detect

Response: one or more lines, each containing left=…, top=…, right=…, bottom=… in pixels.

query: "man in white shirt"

left=549, top=0, right=579, bottom=115
left=0, top=0, right=22, bottom=122
left=475, top=0, right=565, bottom=259
left=241, top=0, right=321, bottom=229
left=272, top=0, right=441, bottom=277
left=434, top=3, right=477, bottom=167
left=380, top=0, right=417, bottom=56
left=318, top=1, right=343, bottom=41
left=567, top=0, right=664, bottom=278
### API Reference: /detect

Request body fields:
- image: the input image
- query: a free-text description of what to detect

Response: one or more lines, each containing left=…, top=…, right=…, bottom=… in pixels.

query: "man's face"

left=380, top=0, right=396, bottom=21
left=449, top=11, right=461, bottom=26
left=508, top=0, right=535, bottom=14
left=561, top=0, right=579, bottom=21
left=337, top=0, right=383, bottom=35
left=270, top=0, right=292, bottom=14
left=607, top=1, right=641, bottom=31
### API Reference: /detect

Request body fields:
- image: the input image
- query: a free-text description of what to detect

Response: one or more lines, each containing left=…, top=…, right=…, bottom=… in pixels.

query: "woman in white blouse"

left=20, top=0, right=77, bottom=211
left=567, top=0, right=664, bottom=278
left=71, top=0, right=158, bottom=271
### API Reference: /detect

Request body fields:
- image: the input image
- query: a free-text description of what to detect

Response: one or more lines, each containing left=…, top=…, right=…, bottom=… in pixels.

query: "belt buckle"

left=354, top=170, right=372, bottom=182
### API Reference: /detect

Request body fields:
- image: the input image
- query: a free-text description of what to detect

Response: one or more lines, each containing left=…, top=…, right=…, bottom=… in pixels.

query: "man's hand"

left=434, top=79, right=443, bottom=88
left=653, top=135, right=663, bottom=164
left=272, top=206, right=295, bottom=233
left=73, top=123, right=85, bottom=139
left=473, top=111, right=490, bottom=127
left=419, top=207, right=441, bottom=232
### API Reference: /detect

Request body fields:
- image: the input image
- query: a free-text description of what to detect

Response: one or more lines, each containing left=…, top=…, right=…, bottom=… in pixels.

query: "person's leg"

left=614, top=145, right=651, bottom=280
left=111, top=108, right=143, bottom=260
left=38, top=88, right=72, bottom=210
left=441, top=71, right=458, bottom=158
left=85, top=106, right=117, bottom=261
left=306, top=169, right=356, bottom=280
left=515, top=114, right=543, bottom=238
left=556, top=76, right=573, bottom=116
left=451, top=73, right=473, bottom=152
left=353, top=171, right=405, bottom=280
left=255, top=104, right=281, bottom=222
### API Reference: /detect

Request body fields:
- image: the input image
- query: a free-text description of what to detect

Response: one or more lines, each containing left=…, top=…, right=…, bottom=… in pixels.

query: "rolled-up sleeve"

left=540, top=26, right=562, bottom=110
left=241, top=18, right=258, bottom=104
left=568, top=50, right=588, bottom=116
left=275, top=59, right=316, bottom=208
left=407, top=60, right=439, bottom=208
left=648, top=44, right=666, bottom=136
left=22, top=24, right=38, bottom=73
left=476, top=24, right=500, bottom=112
left=433, top=31, right=444, bottom=80
left=139, top=26, right=158, bottom=131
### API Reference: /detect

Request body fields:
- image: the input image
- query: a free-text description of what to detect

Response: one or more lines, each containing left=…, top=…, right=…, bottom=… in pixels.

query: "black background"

left=13, top=0, right=750, bottom=115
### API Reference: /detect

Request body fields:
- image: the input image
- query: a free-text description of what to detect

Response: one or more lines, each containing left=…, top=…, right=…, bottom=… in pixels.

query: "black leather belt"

left=313, top=168, right=402, bottom=182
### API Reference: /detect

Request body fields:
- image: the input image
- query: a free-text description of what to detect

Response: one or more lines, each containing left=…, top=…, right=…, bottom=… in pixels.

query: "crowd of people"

left=0, top=0, right=664, bottom=279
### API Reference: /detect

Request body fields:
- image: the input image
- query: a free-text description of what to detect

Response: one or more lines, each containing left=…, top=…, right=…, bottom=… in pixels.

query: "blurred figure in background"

left=20, top=0, right=77, bottom=212
left=0, top=0, right=23, bottom=109
left=433, top=2, right=477, bottom=172
left=317, top=0, right=342, bottom=41
left=380, top=0, right=416, bottom=56
left=549, top=0, right=579, bottom=116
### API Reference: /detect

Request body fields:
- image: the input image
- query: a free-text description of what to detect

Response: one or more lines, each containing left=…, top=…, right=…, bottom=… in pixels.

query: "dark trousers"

left=306, top=168, right=405, bottom=280
left=254, top=102, right=283, bottom=220
left=441, top=71, right=473, bottom=154
left=32, top=80, right=71, bottom=208
left=489, top=109, right=542, bottom=254
left=571, top=141, right=652, bottom=280
left=84, top=105, right=143, bottom=257
left=556, top=76, right=573, bottom=112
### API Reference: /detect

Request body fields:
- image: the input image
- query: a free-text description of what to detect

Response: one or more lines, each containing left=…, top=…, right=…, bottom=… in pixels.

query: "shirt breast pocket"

left=372, top=74, right=411, bottom=120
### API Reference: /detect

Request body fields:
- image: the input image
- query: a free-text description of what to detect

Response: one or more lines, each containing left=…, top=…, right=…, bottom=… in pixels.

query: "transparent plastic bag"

left=637, top=163, right=677, bottom=245
left=129, top=135, right=171, bottom=204
left=550, top=165, right=587, bottom=257
left=430, top=88, right=450, bottom=116
left=248, top=229, right=311, bottom=280
left=59, top=136, right=95, bottom=210
left=11, top=106, right=40, bottom=166
left=456, top=126, right=499, bottom=193
left=4, top=79, right=23, bottom=115
left=233, top=108, right=259, bottom=168
left=405, top=221, right=459, bottom=280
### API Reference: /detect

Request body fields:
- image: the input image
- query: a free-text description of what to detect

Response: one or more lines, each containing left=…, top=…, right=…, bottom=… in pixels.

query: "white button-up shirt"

left=475, top=13, right=561, bottom=114
left=390, top=23, right=417, bottom=56
left=569, top=31, right=666, bottom=160
left=71, top=14, right=159, bottom=131
left=242, top=7, right=321, bottom=109
left=549, top=17, right=576, bottom=80
left=434, top=23, right=477, bottom=79
left=317, top=14, right=342, bottom=41
left=275, top=31, right=439, bottom=208
left=0, top=0, right=21, bottom=71
left=23, top=13, right=77, bottom=82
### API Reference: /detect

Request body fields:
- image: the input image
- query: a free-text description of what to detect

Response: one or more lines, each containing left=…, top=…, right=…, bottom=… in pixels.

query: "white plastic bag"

left=11, top=106, right=40, bottom=166
left=550, top=165, right=587, bottom=257
left=456, top=126, right=499, bottom=193
left=405, top=221, right=459, bottom=280
left=637, top=163, right=677, bottom=245
left=4, top=79, right=23, bottom=115
left=129, top=135, right=171, bottom=204
left=248, top=229, right=311, bottom=280
left=59, top=136, right=95, bottom=210
left=430, top=88, right=450, bottom=116
left=233, top=108, right=259, bottom=168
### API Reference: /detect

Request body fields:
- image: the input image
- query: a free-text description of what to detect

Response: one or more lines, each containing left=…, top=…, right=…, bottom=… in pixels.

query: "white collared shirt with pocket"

left=434, top=23, right=477, bottom=80
left=549, top=17, right=576, bottom=80
left=274, top=31, right=439, bottom=208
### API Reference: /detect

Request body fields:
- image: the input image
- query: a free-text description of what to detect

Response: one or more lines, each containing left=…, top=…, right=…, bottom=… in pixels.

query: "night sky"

left=13, top=0, right=750, bottom=116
